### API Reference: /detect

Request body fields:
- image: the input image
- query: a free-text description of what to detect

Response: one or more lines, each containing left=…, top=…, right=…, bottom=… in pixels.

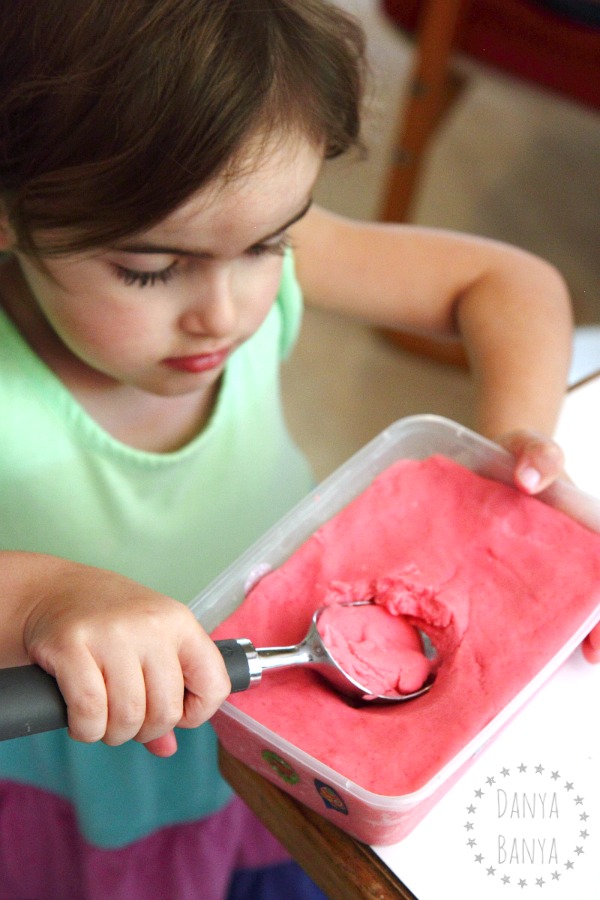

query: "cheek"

left=67, top=315, right=134, bottom=358
left=41, top=288, right=151, bottom=363
left=48, top=298, right=130, bottom=349
left=236, top=260, right=284, bottom=329
left=20, top=263, right=135, bottom=353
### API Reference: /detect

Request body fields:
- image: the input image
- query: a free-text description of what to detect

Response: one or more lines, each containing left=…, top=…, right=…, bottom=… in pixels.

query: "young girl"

left=0, top=0, right=583, bottom=897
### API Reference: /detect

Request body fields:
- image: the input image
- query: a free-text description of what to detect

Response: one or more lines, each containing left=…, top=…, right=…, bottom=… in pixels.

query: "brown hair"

left=0, top=0, right=365, bottom=257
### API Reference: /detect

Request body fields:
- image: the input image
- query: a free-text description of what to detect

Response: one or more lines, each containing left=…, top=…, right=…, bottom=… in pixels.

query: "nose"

left=178, top=267, right=236, bottom=338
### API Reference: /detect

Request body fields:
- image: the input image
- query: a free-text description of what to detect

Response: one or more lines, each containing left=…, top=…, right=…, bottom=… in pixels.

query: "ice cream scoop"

left=0, top=602, right=437, bottom=741
left=218, top=600, right=438, bottom=703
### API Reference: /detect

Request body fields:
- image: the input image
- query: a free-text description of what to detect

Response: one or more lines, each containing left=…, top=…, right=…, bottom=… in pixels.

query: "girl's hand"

left=496, top=433, right=600, bottom=666
left=496, top=430, right=565, bottom=495
left=22, top=563, right=230, bottom=756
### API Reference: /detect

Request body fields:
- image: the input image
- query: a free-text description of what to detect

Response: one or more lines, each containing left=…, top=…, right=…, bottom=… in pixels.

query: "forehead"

left=141, top=132, right=323, bottom=249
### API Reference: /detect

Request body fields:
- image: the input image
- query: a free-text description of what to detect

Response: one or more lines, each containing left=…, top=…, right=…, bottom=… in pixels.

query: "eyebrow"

left=113, top=198, right=313, bottom=257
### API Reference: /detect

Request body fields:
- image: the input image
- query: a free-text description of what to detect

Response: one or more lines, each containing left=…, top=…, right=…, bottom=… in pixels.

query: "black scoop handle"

left=0, top=639, right=252, bottom=742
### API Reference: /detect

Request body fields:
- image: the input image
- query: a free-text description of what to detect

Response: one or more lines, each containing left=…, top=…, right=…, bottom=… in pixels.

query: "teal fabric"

left=0, top=251, right=314, bottom=847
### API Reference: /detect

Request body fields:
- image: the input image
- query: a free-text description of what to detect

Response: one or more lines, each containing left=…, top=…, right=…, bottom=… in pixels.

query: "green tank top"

left=0, top=251, right=314, bottom=847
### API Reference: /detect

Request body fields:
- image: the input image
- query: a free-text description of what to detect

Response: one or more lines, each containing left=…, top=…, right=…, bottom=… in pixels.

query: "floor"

left=281, top=0, right=600, bottom=481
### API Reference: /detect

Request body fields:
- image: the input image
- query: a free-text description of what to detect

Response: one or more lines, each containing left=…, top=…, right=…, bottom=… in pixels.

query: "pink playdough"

left=317, top=603, right=432, bottom=697
left=212, top=456, right=600, bottom=800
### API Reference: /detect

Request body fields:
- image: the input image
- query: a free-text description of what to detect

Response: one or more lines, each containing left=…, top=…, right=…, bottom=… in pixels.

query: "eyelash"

left=115, top=262, right=178, bottom=288
left=114, top=236, right=292, bottom=288
left=247, top=235, right=292, bottom=258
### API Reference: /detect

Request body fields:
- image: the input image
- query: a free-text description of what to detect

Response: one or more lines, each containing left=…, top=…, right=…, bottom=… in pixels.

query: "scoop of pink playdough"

left=317, top=603, right=432, bottom=697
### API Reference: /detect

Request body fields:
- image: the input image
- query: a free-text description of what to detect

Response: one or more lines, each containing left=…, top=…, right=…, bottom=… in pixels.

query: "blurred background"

left=281, top=0, right=600, bottom=480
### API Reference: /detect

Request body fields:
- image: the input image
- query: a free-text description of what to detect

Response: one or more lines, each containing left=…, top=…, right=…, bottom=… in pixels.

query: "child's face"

left=6, top=132, right=322, bottom=399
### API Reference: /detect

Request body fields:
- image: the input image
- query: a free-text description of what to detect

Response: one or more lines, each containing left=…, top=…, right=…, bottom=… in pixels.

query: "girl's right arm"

left=0, top=551, right=230, bottom=754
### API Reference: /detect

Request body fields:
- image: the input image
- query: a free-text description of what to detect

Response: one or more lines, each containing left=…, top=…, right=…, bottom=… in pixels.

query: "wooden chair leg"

left=379, top=0, right=470, bottom=223
left=380, top=0, right=471, bottom=368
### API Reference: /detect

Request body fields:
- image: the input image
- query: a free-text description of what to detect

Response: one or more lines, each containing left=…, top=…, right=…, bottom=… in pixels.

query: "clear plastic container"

left=190, top=415, right=600, bottom=844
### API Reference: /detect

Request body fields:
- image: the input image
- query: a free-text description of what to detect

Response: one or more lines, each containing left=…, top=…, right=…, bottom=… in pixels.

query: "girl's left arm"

left=291, top=206, right=572, bottom=493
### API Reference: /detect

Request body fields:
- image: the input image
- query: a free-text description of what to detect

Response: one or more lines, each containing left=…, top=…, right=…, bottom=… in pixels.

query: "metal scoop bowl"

left=219, top=599, right=438, bottom=703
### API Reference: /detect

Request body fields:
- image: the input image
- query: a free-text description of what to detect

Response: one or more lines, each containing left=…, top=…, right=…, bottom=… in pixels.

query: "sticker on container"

left=314, top=779, right=349, bottom=815
left=261, top=750, right=300, bottom=785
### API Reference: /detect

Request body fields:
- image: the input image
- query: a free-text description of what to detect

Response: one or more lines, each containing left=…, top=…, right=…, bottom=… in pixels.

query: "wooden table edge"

left=218, top=743, right=418, bottom=900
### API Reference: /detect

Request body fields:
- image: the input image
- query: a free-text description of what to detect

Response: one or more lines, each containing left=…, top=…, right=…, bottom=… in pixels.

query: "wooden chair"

left=378, top=0, right=600, bottom=366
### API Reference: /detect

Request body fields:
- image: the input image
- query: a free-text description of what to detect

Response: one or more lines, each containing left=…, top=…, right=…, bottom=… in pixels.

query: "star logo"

left=463, top=761, right=589, bottom=889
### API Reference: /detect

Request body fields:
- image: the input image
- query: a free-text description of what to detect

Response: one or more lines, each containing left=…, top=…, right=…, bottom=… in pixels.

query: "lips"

left=162, top=348, right=231, bottom=373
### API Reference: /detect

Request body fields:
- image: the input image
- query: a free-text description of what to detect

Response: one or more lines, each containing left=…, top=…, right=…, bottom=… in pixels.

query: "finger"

left=514, top=441, right=564, bottom=494
left=143, top=730, right=179, bottom=758
left=133, top=656, right=185, bottom=745
left=499, top=431, right=565, bottom=494
left=102, top=658, right=147, bottom=746
left=52, top=652, right=109, bottom=744
left=177, top=637, right=231, bottom=730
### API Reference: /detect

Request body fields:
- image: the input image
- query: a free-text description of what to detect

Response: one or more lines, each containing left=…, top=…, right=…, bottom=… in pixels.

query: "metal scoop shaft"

left=218, top=601, right=437, bottom=702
